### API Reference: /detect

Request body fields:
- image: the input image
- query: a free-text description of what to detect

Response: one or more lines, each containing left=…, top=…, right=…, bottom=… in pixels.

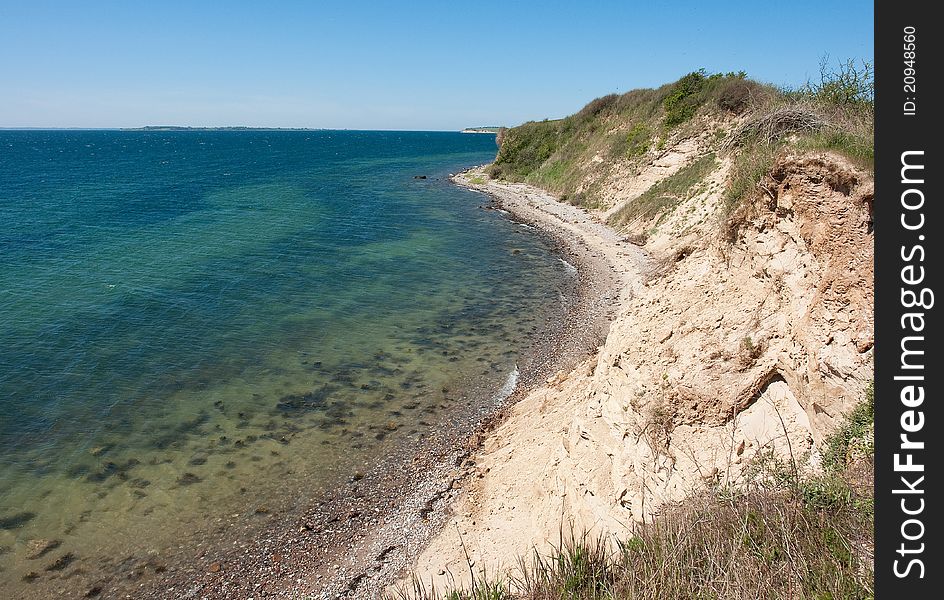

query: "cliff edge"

left=407, top=68, right=874, bottom=593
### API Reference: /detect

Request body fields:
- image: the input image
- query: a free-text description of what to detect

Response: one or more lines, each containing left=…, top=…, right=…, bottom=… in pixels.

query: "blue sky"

left=1, top=1, right=873, bottom=130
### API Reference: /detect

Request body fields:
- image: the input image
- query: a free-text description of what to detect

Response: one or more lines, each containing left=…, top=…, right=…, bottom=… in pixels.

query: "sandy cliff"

left=406, top=118, right=874, bottom=590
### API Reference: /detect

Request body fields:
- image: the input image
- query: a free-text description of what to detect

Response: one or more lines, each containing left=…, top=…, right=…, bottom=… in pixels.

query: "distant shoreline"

left=460, top=127, right=501, bottom=134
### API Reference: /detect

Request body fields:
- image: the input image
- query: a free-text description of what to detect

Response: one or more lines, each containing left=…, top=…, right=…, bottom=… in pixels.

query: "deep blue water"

left=0, top=130, right=569, bottom=594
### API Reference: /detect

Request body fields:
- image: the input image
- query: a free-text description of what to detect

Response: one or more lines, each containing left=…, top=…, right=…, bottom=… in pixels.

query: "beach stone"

left=177, top=472, right=202, bottom=486
left=25, top=538, right=61, bottom=560
left=276, top=387, right=333, bottom=415
left=45, top=552, right=77, bottom=571
left=208, top=562, right=221, bottom=573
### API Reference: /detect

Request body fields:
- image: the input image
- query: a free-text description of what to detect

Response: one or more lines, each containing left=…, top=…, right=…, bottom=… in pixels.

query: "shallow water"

left=0, top=130, right=570, bottom=596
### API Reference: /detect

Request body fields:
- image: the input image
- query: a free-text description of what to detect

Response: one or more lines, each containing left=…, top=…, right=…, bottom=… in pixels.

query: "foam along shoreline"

left=389, top=166, right=650, bottom=592
left=293, top=164, right=649, bottom=598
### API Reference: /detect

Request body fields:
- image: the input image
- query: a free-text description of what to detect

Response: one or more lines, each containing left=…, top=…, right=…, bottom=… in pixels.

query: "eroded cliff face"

left=409, top=130, right=874, bottom=588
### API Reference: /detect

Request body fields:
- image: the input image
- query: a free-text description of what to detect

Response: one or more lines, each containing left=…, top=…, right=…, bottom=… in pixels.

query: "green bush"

left=622, top=123, right=652, bottom=158
left=487, top=120, right=563, bottom=180
left=822, top=383, right=874, bottom=473
left=804, top=57, right=874, bottom=108
left=662, top=70, right=708, bottom=127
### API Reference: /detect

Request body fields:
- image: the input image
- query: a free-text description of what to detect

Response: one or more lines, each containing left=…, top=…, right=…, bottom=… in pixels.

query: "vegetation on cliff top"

left=486, top=60, right=873, bottom=228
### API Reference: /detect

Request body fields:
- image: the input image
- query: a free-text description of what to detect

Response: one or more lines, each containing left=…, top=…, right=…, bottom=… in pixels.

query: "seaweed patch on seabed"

left=152, top=411, right=212, bottom=449
left=85, top=458, right=141, bottom=483
left=274, top=385, right=336, bottom=415
left=0, top=511, right=37, bottom=530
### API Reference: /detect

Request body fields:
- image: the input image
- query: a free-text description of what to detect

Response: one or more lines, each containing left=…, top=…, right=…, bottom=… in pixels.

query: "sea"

left=0, top=130, right=570, bottom=596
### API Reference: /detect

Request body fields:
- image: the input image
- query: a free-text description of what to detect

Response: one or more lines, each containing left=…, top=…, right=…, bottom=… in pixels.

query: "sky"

left=0, top=1, right=874, bottom=130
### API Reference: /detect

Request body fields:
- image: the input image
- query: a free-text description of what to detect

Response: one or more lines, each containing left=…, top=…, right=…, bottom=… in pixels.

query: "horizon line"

left=0, top=126, right=499, bottom=133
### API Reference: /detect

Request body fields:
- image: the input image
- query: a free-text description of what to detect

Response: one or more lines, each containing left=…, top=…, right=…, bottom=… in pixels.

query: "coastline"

left=403, top=150, right=874, bottom=593
left=109, top=164, right=643, bottom=599
left=391, top=167, right=650, bottom=593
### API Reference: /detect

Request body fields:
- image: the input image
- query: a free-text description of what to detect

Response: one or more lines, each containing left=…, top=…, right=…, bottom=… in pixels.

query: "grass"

left=486, top=59, right=872, bottom=234
left=609, top=122, right=651, bottom=160
left=794, top=122, right=873, bottom=171
left=721, top=58, right=874, bottom=230
left=821, top=382, right=874, bottom=474
left=486, top=71, right=766, bottom=207
left=608, top=153, right=718, bottom=227
left=662, top=70, right=710, bottom=127
left=723, top=143, right=779, bottom=219
left=390, top=385, right=875, bottom=600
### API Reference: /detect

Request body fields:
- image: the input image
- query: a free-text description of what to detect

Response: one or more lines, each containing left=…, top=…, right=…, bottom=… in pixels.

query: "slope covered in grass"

left=488, top=62, right=873, bottom=231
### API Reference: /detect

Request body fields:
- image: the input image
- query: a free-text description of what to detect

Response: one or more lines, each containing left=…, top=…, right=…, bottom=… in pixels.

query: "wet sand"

left=92, top=165, right=642, bottom=599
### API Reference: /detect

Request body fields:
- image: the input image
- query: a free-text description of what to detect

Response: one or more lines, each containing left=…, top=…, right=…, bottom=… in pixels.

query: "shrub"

left=821, top=383, right=874, bottom=473
left=608, top=122, right=651, bottom=160
left=805, top=57, right=874, bottom=108
left=662, top=70, right=707, bottom=127
left=716, top=78, right=767, bottom=114
left=623, top=123, right=651, bottom=158
left=487, top=120, right=562, bottom=180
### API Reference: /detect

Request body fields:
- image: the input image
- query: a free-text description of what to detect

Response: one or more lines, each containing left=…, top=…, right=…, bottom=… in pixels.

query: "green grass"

left=487, top=119, right=566, bottom=181
left=608, top=153, right=718, bottom=227
left=722, top=58, right=874, bottom=227
left=795, top=124, right=874, bottom=171
left=486, top=71, right=766, bottom=207
left=532, top=158, right=574, bottom=190
left=662, top=70, right=709, bottom=127
left=821, top=382, right=874, bottom=474
left=723, top=143, right=780, bottom=217
left=609, top=122, right=651, bottom=160
left=486, top=59, right=872, bottom=245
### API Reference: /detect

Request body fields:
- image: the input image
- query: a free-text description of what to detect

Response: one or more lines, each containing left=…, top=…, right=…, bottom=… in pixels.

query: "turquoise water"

left=0, top=131, right=569, bottom=595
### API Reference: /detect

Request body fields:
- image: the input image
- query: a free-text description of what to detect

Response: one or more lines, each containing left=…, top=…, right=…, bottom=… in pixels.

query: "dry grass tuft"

left=723, top=106, right=826, bottom=152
